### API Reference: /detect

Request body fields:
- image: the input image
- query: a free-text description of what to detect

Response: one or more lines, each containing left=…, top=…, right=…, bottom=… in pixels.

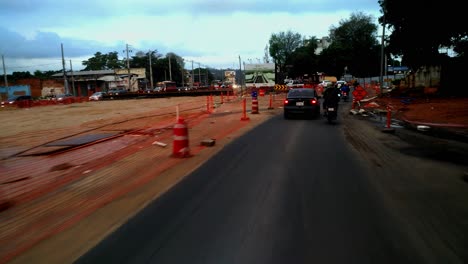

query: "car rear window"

left=288, top=89, right=315, bottom=97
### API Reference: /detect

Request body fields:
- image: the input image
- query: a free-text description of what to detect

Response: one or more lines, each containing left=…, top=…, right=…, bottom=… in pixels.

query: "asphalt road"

left=75, top=105, right=428, bottom=264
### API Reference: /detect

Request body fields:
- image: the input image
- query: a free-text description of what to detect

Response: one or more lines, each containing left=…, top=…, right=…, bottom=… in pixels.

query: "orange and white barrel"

left=172, top=118, right=190, bottom=158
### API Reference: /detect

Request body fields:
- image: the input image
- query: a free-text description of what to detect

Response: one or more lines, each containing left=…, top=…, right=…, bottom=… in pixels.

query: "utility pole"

left=2, top=55, right=7, bottom=87
left=69, top=60, right=75, bottom=95
left=181, top=59, right=185, bottom=88
left=238, top=55, right=242, bottom=86
left=243, top=61, right=246, bottom=96
left=191, top=60, right=194, bottom=88
left=168, top=54, right=172, bottom=81
left=126, top=44, right=131, bottom=91
left=379, top=16, right=386, bottom=92
left=61, top=43, right=69, bottom=94
left=149, top=51, right=154, bottom=88
left=198, top=62, right=201, bottom=86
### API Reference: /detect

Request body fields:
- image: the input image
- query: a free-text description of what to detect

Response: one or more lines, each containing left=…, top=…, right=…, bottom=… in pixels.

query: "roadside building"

left=51, top=68, right=146, bottom=96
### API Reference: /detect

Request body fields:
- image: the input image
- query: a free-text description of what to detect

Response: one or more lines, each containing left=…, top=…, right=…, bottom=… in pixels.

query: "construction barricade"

left=172, top=118, right=191, bottom=158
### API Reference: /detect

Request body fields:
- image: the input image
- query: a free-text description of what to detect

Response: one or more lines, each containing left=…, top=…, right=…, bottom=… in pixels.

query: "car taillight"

left=284, top=99, right=289, bottom=105
left=310, top=99, right=317, bottom=104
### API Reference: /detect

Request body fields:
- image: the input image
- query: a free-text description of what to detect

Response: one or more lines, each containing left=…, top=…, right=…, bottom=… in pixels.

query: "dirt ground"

left=1, top=91, right=466, bottom=137
left=0, top=94, right=285, bottom=264
left=370, top=96, right=468, bottom=125
left=0, top=97, right=206, bottom=138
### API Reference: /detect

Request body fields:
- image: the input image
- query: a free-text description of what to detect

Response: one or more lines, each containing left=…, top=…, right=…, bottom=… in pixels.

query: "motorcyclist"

left=322, top=83, right=341, bottom=115
left=340, top=83, right=350, bottom=100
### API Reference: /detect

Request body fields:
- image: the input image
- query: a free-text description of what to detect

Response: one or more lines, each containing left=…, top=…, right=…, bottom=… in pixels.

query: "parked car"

left=286, top=80, right=303, bottom=87
left=89, top=92, right=107, bottom=101
left=1, top=95, right=33, bottom=107
left=319, top=80, right=332, bottom=87
left=283, top=88, right=320, bottom=119
left=108, top=88, right=128, bottom=96
left=54, top=93, right=75, bottom=102
left=336, top=80, right=346, bottom=88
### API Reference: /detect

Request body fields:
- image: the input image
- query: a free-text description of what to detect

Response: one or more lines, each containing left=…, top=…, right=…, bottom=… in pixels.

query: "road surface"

left=76, top=111, right=437, bottom=264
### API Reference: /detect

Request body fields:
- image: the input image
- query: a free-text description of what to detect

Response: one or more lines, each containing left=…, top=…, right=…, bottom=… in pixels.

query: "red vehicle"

left=157, top=81, right=178, bottom=92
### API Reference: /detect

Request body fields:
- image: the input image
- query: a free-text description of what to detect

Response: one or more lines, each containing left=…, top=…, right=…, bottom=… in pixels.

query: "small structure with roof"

left=51, top=68, right=146, bottom=96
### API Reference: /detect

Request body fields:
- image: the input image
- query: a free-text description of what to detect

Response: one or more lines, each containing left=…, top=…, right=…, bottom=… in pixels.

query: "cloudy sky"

left=0, top=0, right=381, bottom=74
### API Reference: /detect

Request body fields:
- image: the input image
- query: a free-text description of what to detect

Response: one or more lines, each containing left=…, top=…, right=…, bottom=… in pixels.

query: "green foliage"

left=10, top=71, right=33, bottom=80
left=286, top=37, right=319, bottom=78
left=321, top=11, right=380, bottom=77
left=268, top=30, right=303, bottom=71
left=82, top=51, right=124, bottom=70
left=33, top=70, right=62, bottom=79
left=268, top=12, right=380, bottom=79
left=379, top=0, right=467, bottom=68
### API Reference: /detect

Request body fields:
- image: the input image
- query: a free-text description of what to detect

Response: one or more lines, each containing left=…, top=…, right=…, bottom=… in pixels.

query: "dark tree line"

left=269, top=2, right=467, bottom=93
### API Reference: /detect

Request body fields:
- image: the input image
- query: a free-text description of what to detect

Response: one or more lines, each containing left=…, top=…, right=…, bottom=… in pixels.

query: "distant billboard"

left=224, top=71, right=236, bottom=78
left=244, top=63, right=275, bottom=86
left=224, top=71, right=236, bottom=84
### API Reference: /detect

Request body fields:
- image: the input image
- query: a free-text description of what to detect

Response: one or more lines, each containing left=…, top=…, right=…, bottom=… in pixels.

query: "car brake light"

left=311, top=99, right=317, bottom=104
left=284, top=99, right=289, bottom=105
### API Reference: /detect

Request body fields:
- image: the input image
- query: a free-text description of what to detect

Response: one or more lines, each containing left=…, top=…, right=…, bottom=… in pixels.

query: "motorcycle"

left=324, top=104, right=338, bottom=123
left=341, top=91, right=348, bottom=102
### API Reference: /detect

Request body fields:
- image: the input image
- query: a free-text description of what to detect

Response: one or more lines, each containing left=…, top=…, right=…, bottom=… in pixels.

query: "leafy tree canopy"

left=379, top=0, right=467, bottom=68
left=33, top=70, right=62, bottom=79
left=82, top=51, right=124, bottom=71
left=286, top=36, right=319, bottom=78
left=322, top=11, right=380, bottom=77
left=268, top=30, right=303, bottom=71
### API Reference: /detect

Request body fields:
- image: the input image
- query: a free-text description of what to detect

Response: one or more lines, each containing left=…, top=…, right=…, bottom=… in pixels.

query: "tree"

left=320, top=12, right=380, bottom=77
left=82, top=51, right=124, bottom=70
left=34, top=70, right=62, bottom=79
left=10, top=71, right=33, bottom=80
left=165, top=52, right=184, bottom=85
left=286, top=37, right=319, bottom=78
left=106, top=52, right=124, bottom=70
left=268, top=30, right=303, bottom=79
left=378, top=0, right=467, bottom=69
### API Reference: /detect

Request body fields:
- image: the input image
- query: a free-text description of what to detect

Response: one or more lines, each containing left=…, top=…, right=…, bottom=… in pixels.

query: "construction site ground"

left=0, top=94, right=286, bottom=264
left=0, top=88, right=467, bottom=264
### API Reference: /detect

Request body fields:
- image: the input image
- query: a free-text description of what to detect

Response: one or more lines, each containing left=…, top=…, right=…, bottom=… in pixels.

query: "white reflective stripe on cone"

left=174, top=135, right=188, bottom=140
left=174, top=124, right=186, bottom=128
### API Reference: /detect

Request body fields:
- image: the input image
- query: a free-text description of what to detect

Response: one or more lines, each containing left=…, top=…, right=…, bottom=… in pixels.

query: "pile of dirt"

left=372, top=97, right=468, bottom=126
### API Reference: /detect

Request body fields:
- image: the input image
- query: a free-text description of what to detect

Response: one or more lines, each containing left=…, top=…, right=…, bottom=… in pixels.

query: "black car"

left=1, top=95, right=33, bottom=107
left=108, top=88, right=128, bottom=96
left=283, top=88, right=320, bottom=119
